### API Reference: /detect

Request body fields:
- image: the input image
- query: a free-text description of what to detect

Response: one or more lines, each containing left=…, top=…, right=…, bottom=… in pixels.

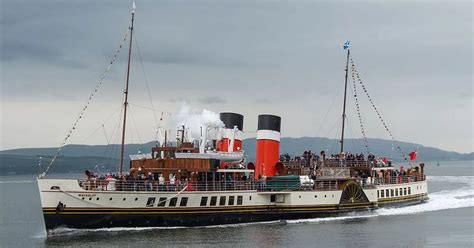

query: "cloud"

left=0, top=0, right=472, bottom=153
left=197, top=96, right=227, bottom=104
left=254, top=98, right=271, bottom=104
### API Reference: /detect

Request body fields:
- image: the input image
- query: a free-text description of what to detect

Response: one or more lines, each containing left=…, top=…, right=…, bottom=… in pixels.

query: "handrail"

left=77, top=177, right=377, bottom=193
left=373, top=174, right=426, bottom=185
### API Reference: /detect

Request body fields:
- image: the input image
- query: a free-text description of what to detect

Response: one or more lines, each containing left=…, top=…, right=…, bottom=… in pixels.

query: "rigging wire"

left=80, top=105, right=123, bottom=143
left=104, top=108, right=123, bottom=170
left=40, top=26, right=131, bottom=178
left=313, top=82, right=344, bottom=138
left=134, top=34, right=160, bottom=146
left=128, top=106, right=145, bottom=152
left=101, top=124, right=110, bottom=145
left=344, top=116, right=360, bottom=151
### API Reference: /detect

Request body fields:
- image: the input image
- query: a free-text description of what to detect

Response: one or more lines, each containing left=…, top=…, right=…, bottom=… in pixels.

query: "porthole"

left=109, top=197, right=113, bottom=201
left=249, top=196, right=252, bottom=201
left=96, top=197, right=100, bottom=201
left=299, top=195, right=301, bottom=199
left=332, top=195, right=334, bottom=198
left=324, top=195, right=327, bottom=198
left=123, top=198, right=126, bottom=201
left=135, top=198, right=138, bottom=201
left=81, top=197, right=85, bottom=200
left=89, top=197, right=92, bottom=201
left=314, top=195, right=317, bottom=198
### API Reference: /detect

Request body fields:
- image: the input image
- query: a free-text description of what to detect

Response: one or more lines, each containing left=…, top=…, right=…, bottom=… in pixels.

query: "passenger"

left=169, top=174, right=176, bottom=191
left=158, top=174, right=165, bottom=191
left=146, top=172, right=153, bottom=191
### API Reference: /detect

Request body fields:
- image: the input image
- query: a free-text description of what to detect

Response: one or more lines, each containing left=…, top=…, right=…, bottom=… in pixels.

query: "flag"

left=409, top=151, right=417, bottom=161
left=343, top=40, right=350, bottom=50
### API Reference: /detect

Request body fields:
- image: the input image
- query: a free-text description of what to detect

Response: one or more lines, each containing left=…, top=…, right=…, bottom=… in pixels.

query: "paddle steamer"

left=37, top=3, right=428, bottom=231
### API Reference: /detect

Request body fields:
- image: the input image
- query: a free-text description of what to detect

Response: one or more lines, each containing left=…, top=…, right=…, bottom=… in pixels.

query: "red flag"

left=409, top=151, right=417, bottom=160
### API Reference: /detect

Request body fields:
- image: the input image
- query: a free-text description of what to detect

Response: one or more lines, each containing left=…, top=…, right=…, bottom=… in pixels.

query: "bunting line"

left=350, top=58, right=408, bottom=161
left=350, top=61, right=370, bottom=154
left=40, top=26, right=131, bottom=178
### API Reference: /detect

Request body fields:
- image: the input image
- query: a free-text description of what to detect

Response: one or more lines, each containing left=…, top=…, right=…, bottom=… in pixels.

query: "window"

left=180, top=197, right=188, bottom=207
left=169, top=197, right=178, bottom=207
left=146, top=197, right=156, bottom=207
left=249, top=196, right=252, bottom=201
left=210, top=196, right=217, bottom=206
left=200, top=197, right=208, bottom=207
left=381, top=190, right=385, bottom=197
left=399, top=188, right=403, bottom=196
left=237, top=196, right=243, bottom=205
left=408, top=187, right=411, bottom=195
left=391, top=189, right=394, bottom=197
left=386, top=189, right=389, bottom=197
left=157, top=197, right=166, bottom=207
left=50, top=186, right=60, bottom=190
left=270, top=194, right=276, bottom=203
left=219, top=196, right=226, bottom=206
left=377, top=190, right=379, bottom=198
left=404, top=188, right=407, bottom=195
left=228, top=196, right=235, bottom=205
left=395, top=189, right=398, bottom=197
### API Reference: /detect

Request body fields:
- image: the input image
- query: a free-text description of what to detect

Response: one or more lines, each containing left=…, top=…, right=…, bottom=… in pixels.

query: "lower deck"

left=38, top=178, right=428, bottom=230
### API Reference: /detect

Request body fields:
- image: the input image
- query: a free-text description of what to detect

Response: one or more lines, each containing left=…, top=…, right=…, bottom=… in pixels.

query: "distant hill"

left=0, top=154, right=118, bottom=176
left=0, top=137, right=471, bottom=175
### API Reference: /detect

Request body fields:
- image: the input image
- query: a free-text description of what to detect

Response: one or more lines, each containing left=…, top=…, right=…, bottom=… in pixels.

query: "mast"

left=340, top=45, right=350, bottom=154
left=119, top=3, right=136, bottom=175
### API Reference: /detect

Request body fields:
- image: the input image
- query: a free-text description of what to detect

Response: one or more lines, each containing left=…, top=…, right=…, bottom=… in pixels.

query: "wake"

left=288, top=175, right=474, bottom=224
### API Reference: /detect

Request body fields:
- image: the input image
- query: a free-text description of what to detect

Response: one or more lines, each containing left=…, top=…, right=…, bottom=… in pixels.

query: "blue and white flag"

left=343, top=40, right=350, bottom=50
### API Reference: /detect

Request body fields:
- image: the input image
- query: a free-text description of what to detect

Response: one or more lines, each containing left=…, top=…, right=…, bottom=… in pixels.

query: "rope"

left=350, top=58, right=408, bottom=161
left=350, top=62, right=370, bottom=153
left=134, top=35, right=160, bottom=147
left=39, top=27, right=131, bottom=178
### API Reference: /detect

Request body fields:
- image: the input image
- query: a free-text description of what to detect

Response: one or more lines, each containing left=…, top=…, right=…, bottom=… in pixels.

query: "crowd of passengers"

left=280, top=150, right=391, bottom=167
left=81, top=170, right=254, bottom=192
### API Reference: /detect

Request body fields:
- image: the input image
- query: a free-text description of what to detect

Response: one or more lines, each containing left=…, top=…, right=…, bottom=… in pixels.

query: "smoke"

left=173, top=102, right=224, bottom=141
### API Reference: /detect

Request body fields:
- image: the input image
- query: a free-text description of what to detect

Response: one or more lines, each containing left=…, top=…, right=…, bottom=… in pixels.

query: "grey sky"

left=1, top=0, right=472, bottom=153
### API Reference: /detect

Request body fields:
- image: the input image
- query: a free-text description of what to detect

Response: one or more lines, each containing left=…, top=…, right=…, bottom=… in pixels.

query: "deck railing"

left=373, top=174, right=426, bottom=185
left=77, top=177, right=378, bottom=193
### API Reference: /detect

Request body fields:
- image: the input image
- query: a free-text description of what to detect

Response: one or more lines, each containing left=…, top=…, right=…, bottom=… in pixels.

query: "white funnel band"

left=256, top=130, right=280, bottom=142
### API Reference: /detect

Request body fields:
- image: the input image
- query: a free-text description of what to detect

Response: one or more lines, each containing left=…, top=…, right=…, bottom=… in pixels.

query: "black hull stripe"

left=42, top=202, right=374, bottom=212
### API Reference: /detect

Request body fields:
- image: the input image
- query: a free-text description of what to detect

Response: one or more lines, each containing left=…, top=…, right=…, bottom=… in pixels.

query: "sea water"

left=0, top=161, right=473, bottom=248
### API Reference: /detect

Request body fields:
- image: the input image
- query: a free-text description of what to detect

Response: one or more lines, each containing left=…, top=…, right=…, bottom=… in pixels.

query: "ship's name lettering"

left=78, top=194, right=96, bottom=197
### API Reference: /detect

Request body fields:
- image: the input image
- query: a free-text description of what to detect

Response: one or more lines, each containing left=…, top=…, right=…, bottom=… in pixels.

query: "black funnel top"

left=220, top=112, right=244, bottom=131
left=257, top=114, right=281, bottom=132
